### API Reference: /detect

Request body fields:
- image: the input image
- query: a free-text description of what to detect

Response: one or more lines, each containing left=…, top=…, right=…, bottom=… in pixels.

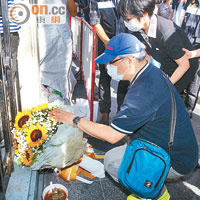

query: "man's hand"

left=93, top=24, right=110, bottom=45
left=182, top=48, right=200, bottom=59
left=170, top=54, right=190, bottom=84
left=49, top=110, right=125, bottom=144
left=49, top=109, right=76, bottom=126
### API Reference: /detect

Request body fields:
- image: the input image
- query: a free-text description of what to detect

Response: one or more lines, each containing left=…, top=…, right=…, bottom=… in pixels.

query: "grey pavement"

left=42, top=73, right=200, bottom=200
left=3, top=65, right=200, bottom=199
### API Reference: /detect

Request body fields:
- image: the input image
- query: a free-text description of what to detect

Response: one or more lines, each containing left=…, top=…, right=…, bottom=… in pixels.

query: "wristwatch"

left=73, top=116, right=82, bottom=127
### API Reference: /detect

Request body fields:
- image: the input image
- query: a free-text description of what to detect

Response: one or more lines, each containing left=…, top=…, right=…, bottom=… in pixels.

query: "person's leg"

left=104, top=144, right=127, bottom=182
left=117, top=80, right=130, bottom=111
left=197, top=69, right=200, bottom=77
left=128, top=167, right=184, bottom=200
left=99, top=64, right=112, bottom=113
left=105, top=143, right=170, bottom=200
left=105, top=144, right=184, bottom=200
left=184, top=61, right=200, bottom=118
left=165, top=166, right=184, bottom=181
left=10, top=32, right=21, bottom=111
left=97, top=40, right=111, bottom=124
left=153, top=167, right=184, bottom=200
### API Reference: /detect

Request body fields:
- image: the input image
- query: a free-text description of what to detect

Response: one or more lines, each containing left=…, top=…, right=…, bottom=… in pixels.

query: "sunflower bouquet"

left=12, top=103, right=62, bottom=167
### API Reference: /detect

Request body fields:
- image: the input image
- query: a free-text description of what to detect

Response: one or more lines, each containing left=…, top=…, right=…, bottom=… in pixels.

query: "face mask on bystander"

left=124, top=20, right=143, bottom=32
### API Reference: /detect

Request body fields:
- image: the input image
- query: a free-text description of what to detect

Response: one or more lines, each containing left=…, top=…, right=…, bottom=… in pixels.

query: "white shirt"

left=0, top=0, right=21, bottom=33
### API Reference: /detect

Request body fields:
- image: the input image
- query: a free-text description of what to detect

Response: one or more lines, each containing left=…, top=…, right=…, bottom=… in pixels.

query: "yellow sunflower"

left=13, top=139, right=18, bottom=148
left=21, top=149, right=33, bottom=166
left=30, top=103, right=49, bottom=113
left=25, top=123, right=47, bottom=148
left=14, top=110, right=32, bottom=130
left=13, top=130, right=20, bottom=140
left=15, top=149, right=19, bottom=155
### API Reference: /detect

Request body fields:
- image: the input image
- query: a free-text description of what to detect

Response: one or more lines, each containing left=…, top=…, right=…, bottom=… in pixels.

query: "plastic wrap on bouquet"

left=58, top=148, right=105, bottom=184
left=31, top=123, right=87, bottom=170
left=79, top=154, right=105, bottom=178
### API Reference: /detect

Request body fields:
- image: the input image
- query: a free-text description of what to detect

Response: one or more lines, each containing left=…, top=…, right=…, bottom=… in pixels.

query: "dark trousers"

left=184, top=59, right=200, bottom=112
left=99, top=64, right=111, bottom=113
left=1, top=32, right=19, bottom=67
left=0, top=32, right=19, bottom=78
left=0, top=32, right=20, bottom=141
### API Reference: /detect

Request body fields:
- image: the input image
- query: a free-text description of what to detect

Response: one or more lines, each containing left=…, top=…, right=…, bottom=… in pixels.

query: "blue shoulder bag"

left=118, top=75, right=177, bottom=199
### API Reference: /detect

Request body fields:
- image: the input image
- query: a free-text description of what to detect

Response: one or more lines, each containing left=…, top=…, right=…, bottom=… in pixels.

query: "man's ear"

left=141, top=12, right=149, bottom=22
left=126, top=55, right=135, bottom=65
left=142, top=12, right=149, bottom=18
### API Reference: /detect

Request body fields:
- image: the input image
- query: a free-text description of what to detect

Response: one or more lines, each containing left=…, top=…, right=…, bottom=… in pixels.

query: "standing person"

left=0, top=0, right=21, bottom=73
left=40, top=0, right=77, bottom=104
left=169, top=0, right=181, bottom=21
left=50, top=33, right=199, bottom=200
left=90, top=0, right=127, bottom=124
left=168, top=0, right=199, bottom=116
left=75, top=0, right=90, bottom=23
left=178, top=0, right=200, bottom=117
left=0, top=0, right=21, bottom=107
left=118, top=0, right=199, bottom=117
left=169, top=0, right=190, bottom=25
left=158, top=0, right=173, bottom=19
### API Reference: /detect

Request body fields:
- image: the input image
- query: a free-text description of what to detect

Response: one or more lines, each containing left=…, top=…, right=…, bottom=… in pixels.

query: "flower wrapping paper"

left=12, top=102, right=86, bottom=169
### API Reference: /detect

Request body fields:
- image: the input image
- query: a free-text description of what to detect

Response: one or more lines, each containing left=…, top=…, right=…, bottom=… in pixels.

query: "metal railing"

left=0, top=0, right=21, bottom=198
left=71, top=16, right=97, bottom=121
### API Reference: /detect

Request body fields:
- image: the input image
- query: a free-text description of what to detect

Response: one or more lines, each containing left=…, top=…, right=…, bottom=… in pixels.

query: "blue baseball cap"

left=95, top=33, right=144, bottom=64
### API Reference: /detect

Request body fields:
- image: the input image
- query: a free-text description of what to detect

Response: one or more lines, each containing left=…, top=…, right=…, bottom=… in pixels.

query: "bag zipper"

left=137, top=138, right=160, bottom=148
left=136, top=139, right=168, bottom=187
left=126, top=147, right=166, bottom=188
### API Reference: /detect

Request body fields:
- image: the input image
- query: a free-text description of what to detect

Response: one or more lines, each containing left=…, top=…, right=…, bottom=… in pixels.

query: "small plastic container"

left=42, top=183, right=68, bottom=200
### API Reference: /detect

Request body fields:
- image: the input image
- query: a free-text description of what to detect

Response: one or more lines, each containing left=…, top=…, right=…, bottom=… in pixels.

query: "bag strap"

left=162, top=74, right=177, bottom=155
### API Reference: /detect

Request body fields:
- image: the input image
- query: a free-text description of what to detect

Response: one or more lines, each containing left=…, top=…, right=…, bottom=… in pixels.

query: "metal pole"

left=0, top=0, right=18, bottom=198
left=1, top=0, right=17, bottom=125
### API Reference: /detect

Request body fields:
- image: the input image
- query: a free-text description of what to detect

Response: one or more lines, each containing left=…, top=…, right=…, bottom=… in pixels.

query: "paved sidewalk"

left=42, top=79, right=200, bottom=200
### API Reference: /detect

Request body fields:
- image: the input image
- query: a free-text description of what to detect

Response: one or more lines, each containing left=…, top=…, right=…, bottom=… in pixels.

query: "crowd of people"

left=76, top=0, right=200, bottom=121
left=1, top=0, right=199, bottom=200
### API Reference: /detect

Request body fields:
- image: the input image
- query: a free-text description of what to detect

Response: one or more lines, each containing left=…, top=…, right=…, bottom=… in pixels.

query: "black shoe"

left=186, top=108, right=193, bottom=119
left=197, top=69, right=200, bottom=77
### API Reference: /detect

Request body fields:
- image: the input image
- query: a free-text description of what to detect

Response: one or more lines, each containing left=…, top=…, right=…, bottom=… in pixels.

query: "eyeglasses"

left=109, top=57, right=124, bottom=64
left=125, top=15, right=135, bottom=22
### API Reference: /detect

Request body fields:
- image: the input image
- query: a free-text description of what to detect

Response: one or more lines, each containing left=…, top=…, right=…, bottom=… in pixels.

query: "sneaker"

left=127, top=194, right=150, bottom=200
left=197, top=69, right=200, bottom=77
left=127, top=194, right=142, bottom=200
left=127, top=189, right=170, bottom=200
left=158, top=188, right=170, bottom=200
left=186, top=108, right=193, bottom=119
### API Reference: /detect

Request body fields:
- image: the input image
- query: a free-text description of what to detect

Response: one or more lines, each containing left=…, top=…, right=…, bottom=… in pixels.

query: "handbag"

left=118, top=74, right=177, bottom=199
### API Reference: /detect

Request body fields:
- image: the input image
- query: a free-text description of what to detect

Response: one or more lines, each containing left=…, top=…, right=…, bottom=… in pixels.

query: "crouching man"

left=49, top=33, right=198, bottom=200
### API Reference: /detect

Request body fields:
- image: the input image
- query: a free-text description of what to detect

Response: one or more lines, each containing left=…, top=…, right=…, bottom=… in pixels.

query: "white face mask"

left=124, top=20, right=143, bottom=32
left=107, top=64, right=124, bottom=81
